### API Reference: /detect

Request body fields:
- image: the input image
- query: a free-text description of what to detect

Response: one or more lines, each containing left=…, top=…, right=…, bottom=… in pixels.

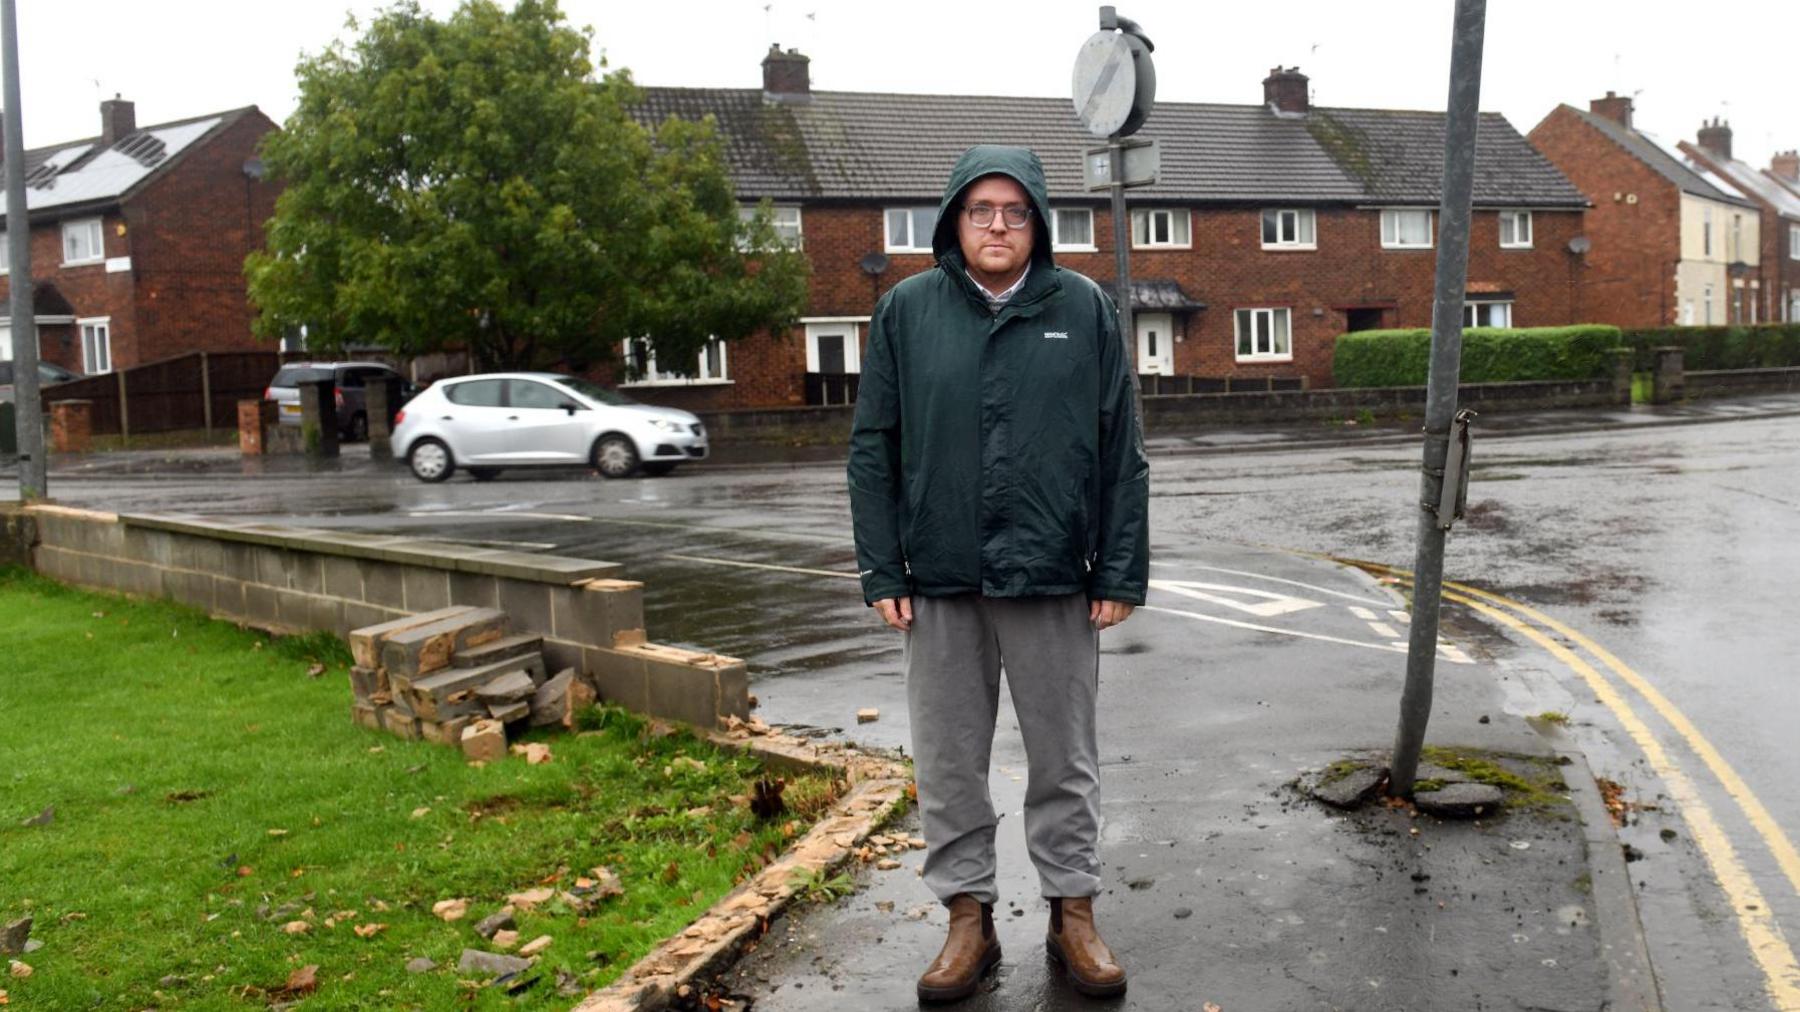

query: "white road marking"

left=664, top=553, right=861, bottom=580
left=1387, top=610, right=1411, bottom=625
left=408, top=509, right=592, bottom=522
left=1149, top=560, right=1392, bottom=605
left=1349, top=606, right=1378, bottom=620
left=1369, top=622, right=1399, bottom=639
left=1148, top=579, right=1323, bottom=618
left=1140, top=604, right=1473, bottom=663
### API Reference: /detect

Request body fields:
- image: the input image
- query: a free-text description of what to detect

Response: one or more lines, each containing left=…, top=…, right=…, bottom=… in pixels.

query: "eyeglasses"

left=964, top=203, right=1033, bottom=229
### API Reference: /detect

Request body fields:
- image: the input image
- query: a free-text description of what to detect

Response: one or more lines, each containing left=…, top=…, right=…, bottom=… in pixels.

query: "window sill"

left=884, top=247, right=934, bottom=255
left=61, top=257, right=106, bottom=268
left=1132, top=244, right=1192, bottom=251
left=1052, top=245, right=1100, bottom=253
left=1499, top=243, right=1534, bottom=251
left=1380, top=244, right=1434, bottom=251
left=619, top=378, right=735, bottom=388
left=1234, top=354, right=1294, bottom=364
left=1260, top=244, right=1318, bottom=252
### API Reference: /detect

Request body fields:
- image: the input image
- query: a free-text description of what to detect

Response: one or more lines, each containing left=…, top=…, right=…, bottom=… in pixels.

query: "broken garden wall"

left=10, top=504, right=748, bottom=729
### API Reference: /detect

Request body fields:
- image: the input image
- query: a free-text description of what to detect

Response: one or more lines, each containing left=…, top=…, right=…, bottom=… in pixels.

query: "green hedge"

left=1333, top=325, right=1624, bottom=388
left=1617, top=324, right=1800, bottom=371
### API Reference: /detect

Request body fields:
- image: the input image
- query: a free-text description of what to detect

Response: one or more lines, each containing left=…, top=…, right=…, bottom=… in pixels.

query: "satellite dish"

left=1567, top=236, right=1591, bottom=254
left=858, top=252, right=889, bottom=276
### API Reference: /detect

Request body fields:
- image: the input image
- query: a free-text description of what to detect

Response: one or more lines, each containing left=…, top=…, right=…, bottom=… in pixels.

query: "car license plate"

left=281, top=403, right=301, bottom=415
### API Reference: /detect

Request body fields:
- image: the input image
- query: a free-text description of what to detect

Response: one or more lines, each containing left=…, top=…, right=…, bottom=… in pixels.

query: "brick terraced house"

left=619, top=48, right=1589, bottom=409
left=1678, top=127, right=1800, bottom=323
left=1531, top=93, right=1761, bottom=329
left=0, top=98, right=279, bottom=375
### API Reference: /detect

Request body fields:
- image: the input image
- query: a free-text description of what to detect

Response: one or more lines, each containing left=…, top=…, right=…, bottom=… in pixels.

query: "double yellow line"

left=1339, top=558, right=1800, bottom=1010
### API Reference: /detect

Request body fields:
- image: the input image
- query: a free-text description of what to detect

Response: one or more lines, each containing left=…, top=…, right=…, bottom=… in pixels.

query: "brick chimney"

left=1696, top=117, right=1732, bottom=161
left=761, top=45, right=810, bottom=102
left=1769, top=149, right=1798, bottom=183
left=100, top=95, right=136, bottom=145
left=1262, top=66, right=1309, bottom=115
left=1589, top=90, right=1633, bottom=129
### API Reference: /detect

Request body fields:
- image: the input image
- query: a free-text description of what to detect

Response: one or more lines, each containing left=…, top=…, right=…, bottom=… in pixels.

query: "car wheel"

left=468, top=467, right=502, bottom=482
left=408, top=438, right=454, bottom=483
left=348, top=412, right=369, bottom=442
left=641, top=462, right=677, bottom=477
left=592, top=434, right=640, bottom=479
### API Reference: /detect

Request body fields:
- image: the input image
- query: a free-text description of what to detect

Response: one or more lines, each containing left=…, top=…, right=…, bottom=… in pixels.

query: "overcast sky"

left=8, top=1, right=1797, bottom=171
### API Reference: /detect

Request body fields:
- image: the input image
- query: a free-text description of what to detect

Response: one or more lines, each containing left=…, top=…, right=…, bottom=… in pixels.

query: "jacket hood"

left=931, top=145, right=1055, bottom=269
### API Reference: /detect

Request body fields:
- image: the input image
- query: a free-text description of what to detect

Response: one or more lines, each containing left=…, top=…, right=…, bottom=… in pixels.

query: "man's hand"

left=1089, top=599, right=1135, bottom=631
left=873, top=596, right=914, bottom=632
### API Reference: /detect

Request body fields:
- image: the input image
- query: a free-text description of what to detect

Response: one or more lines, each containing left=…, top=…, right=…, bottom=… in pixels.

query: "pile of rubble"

left=347, top=605, right=594, bottom=760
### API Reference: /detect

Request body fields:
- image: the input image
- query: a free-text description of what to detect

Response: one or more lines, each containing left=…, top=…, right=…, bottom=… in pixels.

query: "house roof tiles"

left=0, top=107, right=255, bottom=225
left=1562, top=105, right=1758, bottom=209
left=635, top=87, right=1587, bottom=208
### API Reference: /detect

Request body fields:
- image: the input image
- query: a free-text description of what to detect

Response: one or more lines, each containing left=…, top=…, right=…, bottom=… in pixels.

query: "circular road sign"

left=1072, top=30, right=1155, bottom=138
left=1072, top=32, right=1135, bottom=138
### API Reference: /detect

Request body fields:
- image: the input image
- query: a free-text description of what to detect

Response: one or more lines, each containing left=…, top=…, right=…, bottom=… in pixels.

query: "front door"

left=1136, top=313, right=1173, bottom=376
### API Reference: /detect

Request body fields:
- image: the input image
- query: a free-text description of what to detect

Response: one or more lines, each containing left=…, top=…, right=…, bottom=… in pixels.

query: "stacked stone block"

left=347, top=605, right=597, bottom=757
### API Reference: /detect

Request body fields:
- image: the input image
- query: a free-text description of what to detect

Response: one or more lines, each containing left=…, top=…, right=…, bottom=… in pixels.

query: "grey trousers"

left=904, top=592, right=1102, bottom=905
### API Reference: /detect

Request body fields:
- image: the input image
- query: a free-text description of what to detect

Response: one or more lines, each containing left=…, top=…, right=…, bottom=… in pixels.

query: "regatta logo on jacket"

left=1043, top=331, right=1070, bottom=340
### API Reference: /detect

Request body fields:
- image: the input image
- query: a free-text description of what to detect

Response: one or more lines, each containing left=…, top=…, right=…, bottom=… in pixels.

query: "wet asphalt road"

left=11, top=398, right=1800, bottom=1009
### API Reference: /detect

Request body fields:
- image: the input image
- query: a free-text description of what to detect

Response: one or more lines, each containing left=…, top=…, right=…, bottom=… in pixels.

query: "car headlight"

left=648, top=419, right=682, bottom=432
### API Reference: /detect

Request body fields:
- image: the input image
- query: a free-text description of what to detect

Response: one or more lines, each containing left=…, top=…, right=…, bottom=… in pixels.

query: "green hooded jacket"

left=847, top=144, right=1150, bottom=606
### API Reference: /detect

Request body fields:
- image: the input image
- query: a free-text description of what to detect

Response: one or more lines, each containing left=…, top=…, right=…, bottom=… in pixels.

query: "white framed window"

left=1233, top=307, right=1292, bottom=361
left=62, top=217, right=105, bottom=265
left=1381, top=209, right=1434, bottom=249
left=1703, top=206, right=1713, bottom=258
left=0, top=231, right=8, bottom=273
left=1463, top=300, right=1513, bottom=327
left=1498, top=210, right=1533, bottom=249
left=1131, top=208, right=1190, bottom=248
left=803, top=318, right=867, bottom=375
left=620, top=336, right=730, bottom=385
left=1260, top=208, right=1316, bottom=249
left=884, top=207, right=937, bottom=253
left=1050, top=208, right=1095, bottom=251
left=79, top=317, right=112, bottom=373
left=738, top=204, right=803, bottom=249
left=1730, top=214, right=1743, bottom=262
left=1703, top=283, right=1714, bottom=325
left=1790, top=223, right=1800, bottom=260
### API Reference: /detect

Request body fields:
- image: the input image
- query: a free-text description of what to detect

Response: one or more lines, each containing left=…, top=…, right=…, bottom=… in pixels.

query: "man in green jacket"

left=848, top=144, right=1150, bottom=1001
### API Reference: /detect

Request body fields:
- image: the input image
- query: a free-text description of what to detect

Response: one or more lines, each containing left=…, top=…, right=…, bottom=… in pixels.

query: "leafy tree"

left=246, top=0, right=807, bottom=373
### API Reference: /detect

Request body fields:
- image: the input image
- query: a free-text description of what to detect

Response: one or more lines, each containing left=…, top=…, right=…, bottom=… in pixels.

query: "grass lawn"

left=0, top=568, right=839, bottom=1008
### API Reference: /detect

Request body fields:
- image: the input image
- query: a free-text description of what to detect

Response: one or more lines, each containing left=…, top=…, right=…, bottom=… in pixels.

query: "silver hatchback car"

left=392, top=372, right=708, bottom=482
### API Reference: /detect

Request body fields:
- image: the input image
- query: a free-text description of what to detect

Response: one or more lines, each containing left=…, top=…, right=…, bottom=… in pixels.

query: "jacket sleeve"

left=1090, top=289, right=1150, bottom=605
left=847, top=293, right=911, bottom=605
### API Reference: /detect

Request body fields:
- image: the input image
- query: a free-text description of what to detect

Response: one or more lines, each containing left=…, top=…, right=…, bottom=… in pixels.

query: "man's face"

left=957, top=174, right=1034, bottom=282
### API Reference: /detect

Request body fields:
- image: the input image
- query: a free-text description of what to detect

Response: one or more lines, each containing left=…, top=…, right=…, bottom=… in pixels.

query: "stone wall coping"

left=112, top=511, right=621, bottom=585
left=574, top=724, right=910, bottom=1011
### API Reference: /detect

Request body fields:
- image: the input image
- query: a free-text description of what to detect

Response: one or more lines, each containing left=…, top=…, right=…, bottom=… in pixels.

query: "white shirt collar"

left=967, top=262, right=1031, bottom=308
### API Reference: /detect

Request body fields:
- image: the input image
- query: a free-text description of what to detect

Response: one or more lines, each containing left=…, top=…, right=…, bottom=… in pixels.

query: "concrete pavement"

left=716, top=546, right=1644, bottom=1012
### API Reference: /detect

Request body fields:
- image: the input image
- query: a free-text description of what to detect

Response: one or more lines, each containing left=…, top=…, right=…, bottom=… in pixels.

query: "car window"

left=337, top=368, right=365, bottom=388
left=0, top=363, right=12, bottom=384
left=553, top=375, right=637, bottom=406
left=509, top=380, right=573, bottom=410
left=270, top=366, right=311, bottom=388
left=444, top=379, right=505, bottom=407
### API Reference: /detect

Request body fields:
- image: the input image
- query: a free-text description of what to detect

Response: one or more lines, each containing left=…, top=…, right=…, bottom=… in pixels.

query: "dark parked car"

left=0, top=360, right=82, bottom=404
left=264, top=361, right=413, bottom=441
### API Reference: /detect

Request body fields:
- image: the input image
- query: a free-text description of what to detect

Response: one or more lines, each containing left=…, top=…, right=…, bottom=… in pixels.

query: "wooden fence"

left=41, top=351, right=301, bottom=438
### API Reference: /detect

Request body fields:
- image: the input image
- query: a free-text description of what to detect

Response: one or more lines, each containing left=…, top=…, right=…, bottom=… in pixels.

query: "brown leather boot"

left=916, top=893, right=1002, bottom=1003
left=1046, top=896, right=1127, bottom=998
